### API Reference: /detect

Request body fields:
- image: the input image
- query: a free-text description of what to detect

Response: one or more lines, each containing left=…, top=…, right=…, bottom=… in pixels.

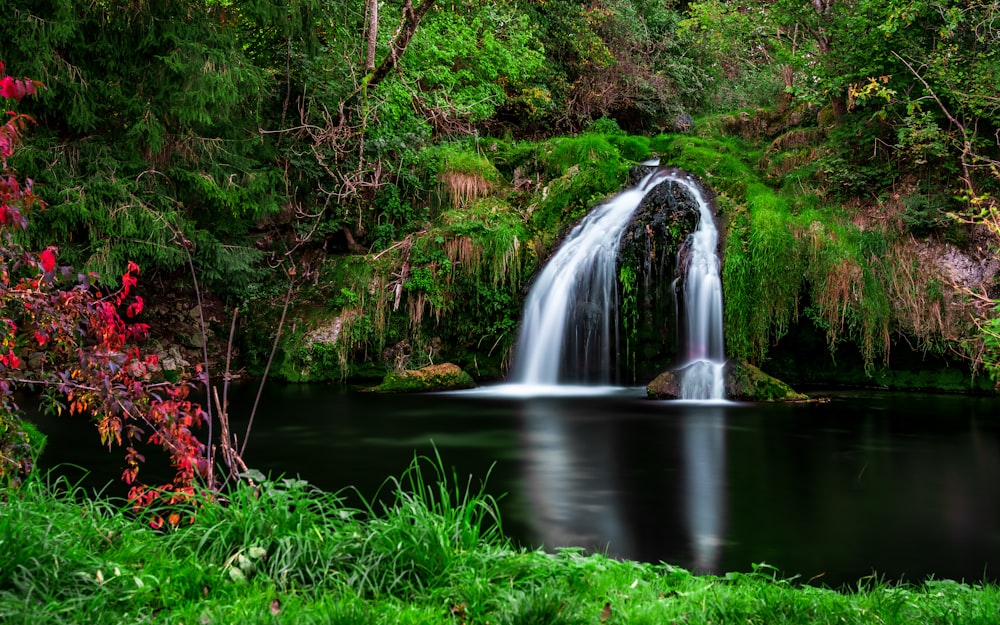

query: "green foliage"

left=584, top=116, right=626, bottom=136
left=981, top=309, right=1000, bottom=387
left=654, top=135, right=757, bottom=197
left=609, top=134, right=652, bottom=162
left=544, top=135, right=621, bottom=176
left=440, top=150, right=501, bottom=182
left=680, top=0, right=785, bottom=111
left=365, top=2, right=547, bottom=147
left=521, top=0, right=718, bottom=130
left=900, top=193, right=953, bottom=236
left=723, top=184, right=802, bottom=363
left=2, top=0, right=286, bottom=296
left=0, top=418, right=45, bottom=488
left=619, top=264, right=639, bottom=380
left=531, top=167, right=628, bottom=247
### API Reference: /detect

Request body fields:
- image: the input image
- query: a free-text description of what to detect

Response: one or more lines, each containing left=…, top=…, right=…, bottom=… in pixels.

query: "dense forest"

left=2, top=0, right=1000, bottom=397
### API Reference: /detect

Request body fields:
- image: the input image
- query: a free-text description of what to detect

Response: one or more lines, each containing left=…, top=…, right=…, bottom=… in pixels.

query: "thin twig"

left=240, top=274, right=295, bottom=458
left=185, top=248, right=213, bottom=484
left=218, top=307, right=239, bottom=485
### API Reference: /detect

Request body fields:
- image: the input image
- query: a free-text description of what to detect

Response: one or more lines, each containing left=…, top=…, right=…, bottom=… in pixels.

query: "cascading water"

left=507, top=166, right=725, bottom=399
left=507, top=169, right=669, bottom=387
left=674, top=175, right=726, bottom=400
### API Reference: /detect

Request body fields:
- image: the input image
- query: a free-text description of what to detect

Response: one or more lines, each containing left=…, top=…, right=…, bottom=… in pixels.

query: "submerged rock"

left=371, top=362, right=475, bottom=393
left=646, top=359, right=809, bottom=402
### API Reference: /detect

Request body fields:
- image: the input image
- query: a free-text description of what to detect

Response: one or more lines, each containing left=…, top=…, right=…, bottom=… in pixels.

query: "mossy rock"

left=646, top=369, right=684, bottom=399
left=646, top=359, right=808, bottom=402
left=372, top=363, right=475, bottom=393
left=725, top=359, right=809, bottom=402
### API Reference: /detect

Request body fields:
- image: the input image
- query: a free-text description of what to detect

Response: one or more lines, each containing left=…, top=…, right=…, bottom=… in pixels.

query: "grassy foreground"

left=3, top=459, right=999, bottom=625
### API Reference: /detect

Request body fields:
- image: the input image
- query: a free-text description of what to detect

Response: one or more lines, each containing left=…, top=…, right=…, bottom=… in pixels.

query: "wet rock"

left=646, top=369, right=683, bottom=399
left=371, top=362, right=475, bottom=393
left=724, top=359, right=809, bottom=402
left=646, top=359, right=809, bottom=402
left=617, top=168, right=707, bottom=380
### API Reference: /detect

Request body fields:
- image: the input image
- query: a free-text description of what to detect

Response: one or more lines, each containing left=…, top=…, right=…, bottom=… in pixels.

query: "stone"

left=618, top=167, right=707, bottom=380
left=646, top=369, right=683, bottom=399
left=371, top=362, right=475, bottom=393
left=724, top=359, right=809, bottom=402
left=646, top=359, right=809, bottom=402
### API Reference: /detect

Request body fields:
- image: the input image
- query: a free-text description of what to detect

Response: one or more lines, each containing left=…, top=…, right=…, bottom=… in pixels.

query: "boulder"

left=646, top=359, right=809, bottom=402
left=371, top=362, right=475, bottom=393
left=724, top=359, right=809, bottom=402
left=646, top=369, right=683, bottom=399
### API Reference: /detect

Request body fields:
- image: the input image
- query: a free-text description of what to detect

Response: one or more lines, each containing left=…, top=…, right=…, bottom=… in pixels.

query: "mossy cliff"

left=241, top=111, right=999, bottom=393
left=618, top=168, right=704, bottom=383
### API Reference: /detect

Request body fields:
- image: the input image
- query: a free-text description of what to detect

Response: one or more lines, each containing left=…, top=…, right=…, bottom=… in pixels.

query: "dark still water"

left=29, top=384, right=1000, bottom=587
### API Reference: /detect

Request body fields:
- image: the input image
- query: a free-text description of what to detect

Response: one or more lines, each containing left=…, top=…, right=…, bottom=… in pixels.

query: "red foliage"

left=0, top=61, right=209, bottom=509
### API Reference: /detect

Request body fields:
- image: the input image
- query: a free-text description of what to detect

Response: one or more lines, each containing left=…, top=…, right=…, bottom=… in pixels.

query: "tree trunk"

left=365, top=0, right=378, bottom=72
left=367, top=0, right=437, bottom=90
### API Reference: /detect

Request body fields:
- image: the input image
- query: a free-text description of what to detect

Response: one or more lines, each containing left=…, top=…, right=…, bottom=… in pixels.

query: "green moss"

left=544, top=134, right=621, bottom=176
left=372, top=363, right=475, bottom=392
left=608, top=134, right=652, bottom=162
left=725, top=359, right=809, bottom=402
left=651, top=134, right=757, bottom=197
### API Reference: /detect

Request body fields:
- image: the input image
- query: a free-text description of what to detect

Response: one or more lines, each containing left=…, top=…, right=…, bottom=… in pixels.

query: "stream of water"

left=507, top=170, right=666, bottom=387
left=673, top=174, right=726, bottom=400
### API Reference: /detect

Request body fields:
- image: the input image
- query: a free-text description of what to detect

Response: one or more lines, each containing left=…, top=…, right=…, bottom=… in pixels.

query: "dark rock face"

left=646, top=359, right=808, bottom=402
left=616, top=166, right=705, bottom=382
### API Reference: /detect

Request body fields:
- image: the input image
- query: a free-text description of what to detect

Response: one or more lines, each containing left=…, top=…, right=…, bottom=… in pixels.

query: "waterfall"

left=674, top=176, right=726, bottom=400
left=507, top=167, right=725, bottom=398
left=508, top=170, right=668, bottom=386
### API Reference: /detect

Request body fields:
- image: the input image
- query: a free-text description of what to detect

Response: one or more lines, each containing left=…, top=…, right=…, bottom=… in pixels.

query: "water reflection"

left=516, top=396, right=730, bottom=571
left=518, top=397, right=635, bottom=557
left=682, top=408, right=726, bottom=573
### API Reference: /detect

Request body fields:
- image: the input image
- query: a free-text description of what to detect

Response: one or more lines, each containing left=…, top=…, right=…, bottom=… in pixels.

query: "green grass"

left=3, top=459, right=1000, bottom=624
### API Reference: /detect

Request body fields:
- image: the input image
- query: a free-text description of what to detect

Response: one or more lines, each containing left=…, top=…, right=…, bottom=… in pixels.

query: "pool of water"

left=29, top=383, right=1000, bottom=587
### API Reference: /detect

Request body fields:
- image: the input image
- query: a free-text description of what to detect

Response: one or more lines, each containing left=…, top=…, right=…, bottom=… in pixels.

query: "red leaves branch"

left=0, top=61, right=206, bottom=511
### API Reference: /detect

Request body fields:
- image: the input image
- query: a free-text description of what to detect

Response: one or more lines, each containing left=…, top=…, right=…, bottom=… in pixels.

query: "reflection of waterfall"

left=518, top=397, right=634, bottom=557
left=682, top=408, right=726, bottom=572
left=508, top=171, right=669, bottom=386
left=675, top=176, right=725, bottom=400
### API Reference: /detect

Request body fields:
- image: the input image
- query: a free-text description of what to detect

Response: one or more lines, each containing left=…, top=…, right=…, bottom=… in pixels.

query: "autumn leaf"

left=39, top=248, right=56, bottom=272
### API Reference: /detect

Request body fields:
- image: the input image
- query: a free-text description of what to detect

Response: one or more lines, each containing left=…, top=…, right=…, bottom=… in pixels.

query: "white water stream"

left=673, top=175, right=726, bottom=400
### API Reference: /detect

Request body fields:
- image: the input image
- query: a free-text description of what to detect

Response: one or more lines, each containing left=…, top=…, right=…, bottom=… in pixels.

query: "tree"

left=1, top=0, right=282, bottom=295
left=0, top=61, right=230, bottom=514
